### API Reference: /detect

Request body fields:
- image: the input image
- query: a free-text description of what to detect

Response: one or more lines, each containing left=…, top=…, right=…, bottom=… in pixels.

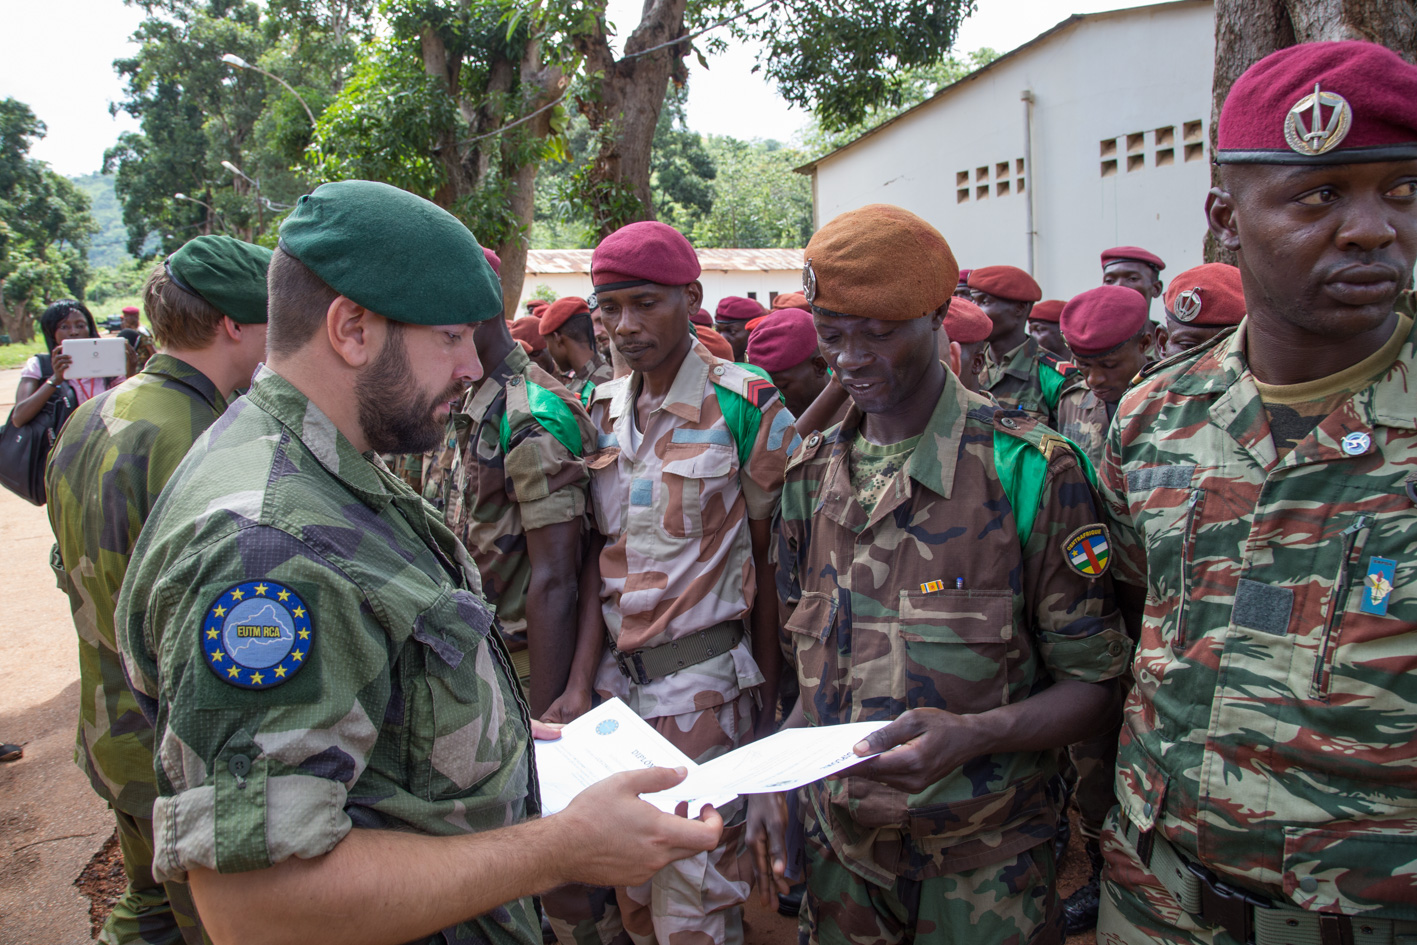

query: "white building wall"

left=518, top=269, right=803, bottom=314
left=809, top=1, right=1215, bottom=303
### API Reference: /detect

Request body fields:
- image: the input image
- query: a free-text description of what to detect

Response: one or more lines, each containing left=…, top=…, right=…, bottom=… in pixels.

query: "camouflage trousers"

left=545, top=692, right=755, bottom=945
left=799, top=805, right=1062, bottom=945
left=1062, top=722, right=1121, bottom=842
left=102, top=809, right=201, bottom=945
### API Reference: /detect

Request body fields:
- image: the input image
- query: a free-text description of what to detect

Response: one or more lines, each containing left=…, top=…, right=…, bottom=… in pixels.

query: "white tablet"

left=61, top=337, right=128, bottom=379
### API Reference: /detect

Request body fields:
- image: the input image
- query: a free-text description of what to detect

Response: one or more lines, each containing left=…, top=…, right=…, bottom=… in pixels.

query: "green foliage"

left=800, top=47, right=1000, bottom=156
left=689, top=136, right=811, bottom=248
left=72, top=173, right=137, bottom=268
left=651, top=89, right=717, bottom=234
left=0, top=99, right=98, bottom=341
left=87, top=257, right=154, bottom=306
left=0, top=334, right=48, bottom=370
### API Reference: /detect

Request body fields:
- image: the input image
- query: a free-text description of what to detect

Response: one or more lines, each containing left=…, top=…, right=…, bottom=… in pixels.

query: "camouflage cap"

left=166, top=235, right=273, bottom=324
left=278, top=180, right=501, bottom=325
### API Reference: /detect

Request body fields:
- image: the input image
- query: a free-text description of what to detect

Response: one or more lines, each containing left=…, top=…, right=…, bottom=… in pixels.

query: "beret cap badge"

left=802, top=259, right=818, bottom=303
left=1284, top=83, right=1352, bottom=157
left=1173, top=288, right=1204, bottom=323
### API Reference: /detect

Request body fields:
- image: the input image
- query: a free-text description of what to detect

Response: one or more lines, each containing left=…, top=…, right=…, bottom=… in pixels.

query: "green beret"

left=167, top=235, right=273, bottom=324
left=278, top=180, right=501, bottom=325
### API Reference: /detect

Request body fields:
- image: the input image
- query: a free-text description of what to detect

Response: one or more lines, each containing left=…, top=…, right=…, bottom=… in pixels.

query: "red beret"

left=1101, top=246, right=1165, bottom=273
left=695, top=326, right=735, bottom=361
left=745, top=314, right=769, bottom=331
left=509, top=316, right=547, bottom=352
left=967, top=265, right=1041, bottom=303
left=943, top=297, right=992, bottom=345
left=592, top=221, right=700, bottom=289
left=1061, top=285, right=1150, bottom=356
left=746, top=307, right=818, bottom=373
left=805, top=204, right=958, bottom=321
left=482, top=247, right=502, bottom=277
left=1218, top=42, right=1417, bottom=165
left=716, top=296, right=765, bottom=322
left=528, top=299, right=549, bottom=313
left=539, top=296, right=590, bottom=335
left=957, top=269, right=972, bottom=283
left=691, top=308, right=712, bottom=327
left=1030, top=300, right=1064, bottom=323
left=516, top=339, right=532, bottom=355
left=122, top=306, right=140, bottom=316
left=772, top=292, right=808, bottom=311
left=1164, top=264, right=1246, bottom=327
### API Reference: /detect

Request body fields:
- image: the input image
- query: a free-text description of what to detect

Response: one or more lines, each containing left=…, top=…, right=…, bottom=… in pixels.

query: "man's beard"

left=356, top=325, right=464, bottom=455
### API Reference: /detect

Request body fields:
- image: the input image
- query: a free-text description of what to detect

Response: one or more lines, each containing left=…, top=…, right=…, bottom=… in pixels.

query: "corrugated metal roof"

left=526, top=248, right=803, bottom=274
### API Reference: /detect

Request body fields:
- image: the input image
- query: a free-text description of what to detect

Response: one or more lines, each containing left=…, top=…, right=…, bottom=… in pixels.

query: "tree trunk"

left=1207, top=0, right=1417, bottom=262
left=576, top=0, right=692, bottom=239
left=0, top=290, right=35, bottom=344
left=421, top=27, right=479, bottom=209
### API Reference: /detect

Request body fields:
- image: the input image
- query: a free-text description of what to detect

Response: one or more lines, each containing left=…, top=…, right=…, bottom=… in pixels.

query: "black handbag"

left=0, top=354, right=78, bottom=505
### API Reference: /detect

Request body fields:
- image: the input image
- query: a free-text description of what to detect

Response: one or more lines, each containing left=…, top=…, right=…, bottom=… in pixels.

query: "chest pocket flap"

left=660, top=443, right=738, bottom=538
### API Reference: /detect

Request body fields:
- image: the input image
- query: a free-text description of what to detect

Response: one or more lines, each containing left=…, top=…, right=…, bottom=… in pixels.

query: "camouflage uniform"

left=566, top=353, right=614, bottom=403
left=442, top=343, right=595, bottom=670
left=116, top=365, right=540, bottom=945
left=580, top=339, right=796, bottom=945
left=777, top=370, right=1131, bottom=945
left=1054, top=386, right=1110, bottom=468
left=45, top=354, right=223, bottom=945
left=980, top=335, right=1083, bottom=427
left=1096, top=318, right=1417, bottom=943
left=380, top=449, right=434, bottom=495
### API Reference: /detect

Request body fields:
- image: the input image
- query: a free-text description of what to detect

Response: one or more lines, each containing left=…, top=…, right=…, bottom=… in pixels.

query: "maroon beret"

left=944, top=298, right=991, bottom=345
left=591, top=221, right=700, bottom=289
left=1101, top=246, right=1165, bottom=273
left=958, top=269, right=973, bottom=283
left=1061, top=285, right=1150, bottom=356
left=1164, top=264, right=1246, bottom=327
left=1030, top=300, right=1064, bottom=324
left=482, top=247, right=502, bottom=277
left=695, top=326, right=735, bottom=361
left=509, top=316, right=548, bottom=352
left=539, top=296, right=590, bottom=335
left=967, top=265, right=1041, bottom=303
left=122, top=305, right=140, bottom=316
left=746, top=308, right=818, bottom=373
left=716, top=296, right=765, bottom=322
left=691, top=308, right=712, bottom=327
left=528, top=299, right=549, bottom=314
left=772, top=291, right=808, bottom=311
left=805, top=205, right=958, bottom=321
left=1218, top=41, right=1417, bottom=165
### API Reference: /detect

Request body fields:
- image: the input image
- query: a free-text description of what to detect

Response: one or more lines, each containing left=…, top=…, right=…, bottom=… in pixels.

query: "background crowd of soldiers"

left=24, top=37, right=1416, bottom=945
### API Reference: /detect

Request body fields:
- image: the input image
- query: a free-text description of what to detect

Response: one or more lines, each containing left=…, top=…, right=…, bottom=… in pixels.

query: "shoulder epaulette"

left=708, top=360, right=778, bottom=411
left=500, top=375, right=587, bottom=457
left=589, top=376, right=626, bottom=406
left=1038, top=348, right=1082, bottom=379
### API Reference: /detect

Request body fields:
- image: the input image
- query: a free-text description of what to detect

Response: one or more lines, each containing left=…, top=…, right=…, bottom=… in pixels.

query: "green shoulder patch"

left=499, top=377, right=585, bottom=457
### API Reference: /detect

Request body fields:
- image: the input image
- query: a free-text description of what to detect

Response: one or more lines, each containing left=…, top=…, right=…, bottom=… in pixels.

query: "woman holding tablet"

left=10, top=300, right=135, bottom=426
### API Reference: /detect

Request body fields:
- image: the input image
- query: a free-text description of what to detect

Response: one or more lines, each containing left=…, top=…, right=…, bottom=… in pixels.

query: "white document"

left=535, top=698, right=890, bottom=816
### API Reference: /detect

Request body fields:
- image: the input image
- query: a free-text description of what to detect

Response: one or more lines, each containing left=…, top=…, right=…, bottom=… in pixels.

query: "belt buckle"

left=1187, top=861, right=1271, bottom=945
left=613, top=647, right=651, bottom=685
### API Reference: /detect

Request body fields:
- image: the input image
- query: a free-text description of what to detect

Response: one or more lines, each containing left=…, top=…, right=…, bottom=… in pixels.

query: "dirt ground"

left=0, top=364, right=1099, bottom=943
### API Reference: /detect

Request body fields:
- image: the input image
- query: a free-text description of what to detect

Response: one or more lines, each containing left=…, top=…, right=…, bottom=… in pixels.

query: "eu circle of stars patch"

left=1062, top=524, right=1111, bottom=578
left=203, top=581, right=312, bottom=690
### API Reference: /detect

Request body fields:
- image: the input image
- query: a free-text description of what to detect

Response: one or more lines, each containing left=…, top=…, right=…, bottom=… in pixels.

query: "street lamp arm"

left=219, top=54, right=317, bottom=127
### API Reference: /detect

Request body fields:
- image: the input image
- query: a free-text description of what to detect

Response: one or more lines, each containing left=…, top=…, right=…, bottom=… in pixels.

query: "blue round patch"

left=1342, top=431, right=1371, bottom=456
left=595, top=719, right=619, bottom=735
left=203, top=581, right=312, bottom=690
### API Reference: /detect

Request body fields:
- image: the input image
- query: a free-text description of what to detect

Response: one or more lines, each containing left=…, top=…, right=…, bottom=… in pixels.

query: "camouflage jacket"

left=115, top=366, right=539, bottom=945
left=1055, top=385, right=1111, bottom=467
left=566, top=353, right=614, bottom=403
left=45, top=354, right=228, bottom=816
left=1100, top=316, right=1417, bottom=919
left=778, top=370, right=1130, bottom=887
left=980, top=335, right=1083, bottom=427
left=585, top=340, right=797, bottom=719
left=443, top=344, right=595, bottom=649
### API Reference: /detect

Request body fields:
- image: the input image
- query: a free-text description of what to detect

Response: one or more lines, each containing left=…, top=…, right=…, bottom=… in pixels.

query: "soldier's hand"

left=745, top=792, right=791, bottom=905
left=555, top=767, right=724, bottom=888
left=541, top=688, right=592, bottom=724
left=842, top=708, right=983, bottom=795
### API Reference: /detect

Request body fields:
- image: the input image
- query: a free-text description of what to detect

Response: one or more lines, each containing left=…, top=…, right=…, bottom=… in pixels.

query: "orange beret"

left=528, top=299, right=549, bottom=314
left=967, top=265, right=1041, bottom=303
left=695, top=326, right=735, bottom=361
left=539, top=296, right=590, bottom=335
left=746, top=314, right=770, bottom=331
left=943, top=298, right=992, bottom=345
left=1030, top=300, right=1064, bottom=323
left=804, top=204, right=958, bottom=320
left=772, top=292, right=808, bottom=311
left=509, top=317, right=547, bottom=352
left=1164, top=264, right=1246, bottom=326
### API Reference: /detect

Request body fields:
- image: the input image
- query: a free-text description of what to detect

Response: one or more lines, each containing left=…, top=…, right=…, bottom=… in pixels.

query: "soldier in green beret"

left=115, top=180, right=723, bottom=945
left=47, top=234, right=272, bottom=945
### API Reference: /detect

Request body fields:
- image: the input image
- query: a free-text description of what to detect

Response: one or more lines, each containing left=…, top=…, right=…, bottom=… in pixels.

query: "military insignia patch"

left=744, top=376, right=777, bottom=409
left=1173, top=288, right=1204, bottom=323
left=1284, top=83, right=1352, bottom=157
left=803, top=258, right=818, bottom=302
left=1062, top=525, right=1111, bottom=578
left=203, top=581, right=312, bottom=690
left=1360, top=557, right=1397, bottom=616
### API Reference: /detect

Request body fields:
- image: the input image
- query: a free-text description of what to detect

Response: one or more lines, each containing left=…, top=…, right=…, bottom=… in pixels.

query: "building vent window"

left=1017, top=176, right=1025, bottom=192
left=976, top=184, right=990, bottom=200
left=1100, top=138, right=1117, bottom=158
left=995, top=161, right=1010, bottom=179
left=1155, top=126, right=1175, bottom=148
left=1016, top=158, right=1026, bottom=175
left=1128, top=153, right=1145, bottom=172
left=1126, top=132, right=1145, bottom=155
left=1101, top=158, right=1118, bottom=177
left=958, top=187, right=970, bottom=203
left=976, top=166, right=989, bottom=182
left=1156, top=148, right=1175, bottom=166
left=997, top=180, right=1011, bottom=196
left=1183, top=120, right=1205, bottom=161
left=956, top=171, right=970, bottom=186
